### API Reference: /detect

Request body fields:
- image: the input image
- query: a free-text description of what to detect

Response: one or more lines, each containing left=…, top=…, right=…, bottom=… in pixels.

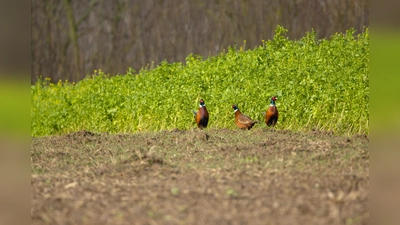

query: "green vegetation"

left=370, top=29, right=400, bottom=133
left=31, top=26, right=369, bottom=136
left=1, top=78, right=30, bottom=137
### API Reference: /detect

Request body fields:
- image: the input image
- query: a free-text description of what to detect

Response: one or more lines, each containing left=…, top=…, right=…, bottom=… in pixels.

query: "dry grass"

left=31, top=129, right=368, bottom=225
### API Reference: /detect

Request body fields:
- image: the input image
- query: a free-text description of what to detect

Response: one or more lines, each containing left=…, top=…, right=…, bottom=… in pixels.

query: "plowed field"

left=31, top=129, right=369, bottom=225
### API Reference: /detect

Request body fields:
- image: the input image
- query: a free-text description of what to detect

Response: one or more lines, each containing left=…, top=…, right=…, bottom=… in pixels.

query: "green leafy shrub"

left=31, top=26, right=369, bottom=136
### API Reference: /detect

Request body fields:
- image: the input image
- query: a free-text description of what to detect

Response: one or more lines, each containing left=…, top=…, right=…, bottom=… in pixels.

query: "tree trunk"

left=64, top=0, right=81, bottom=81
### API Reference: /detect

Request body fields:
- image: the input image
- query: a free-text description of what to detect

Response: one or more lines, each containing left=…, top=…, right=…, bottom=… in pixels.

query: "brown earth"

left=31, top=128, right=369, bottom=225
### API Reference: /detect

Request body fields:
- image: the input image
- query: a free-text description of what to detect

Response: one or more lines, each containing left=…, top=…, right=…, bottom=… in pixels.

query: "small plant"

left=171, top=187, right=180, bottom=195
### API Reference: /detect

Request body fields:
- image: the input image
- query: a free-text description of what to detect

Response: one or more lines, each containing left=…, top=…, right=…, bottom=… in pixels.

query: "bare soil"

left=31, top=128, right=369, bottom=225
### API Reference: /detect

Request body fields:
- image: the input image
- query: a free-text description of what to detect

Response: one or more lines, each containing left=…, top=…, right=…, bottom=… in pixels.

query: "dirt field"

left=31, top=128, right=369, bottom=225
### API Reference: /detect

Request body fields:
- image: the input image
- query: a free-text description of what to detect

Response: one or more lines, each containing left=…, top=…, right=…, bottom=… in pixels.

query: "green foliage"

left=31, top=26, right=369, bottom=136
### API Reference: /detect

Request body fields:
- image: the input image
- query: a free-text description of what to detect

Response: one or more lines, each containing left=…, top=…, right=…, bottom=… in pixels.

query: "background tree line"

left=31, top=0, right=368, bottom=83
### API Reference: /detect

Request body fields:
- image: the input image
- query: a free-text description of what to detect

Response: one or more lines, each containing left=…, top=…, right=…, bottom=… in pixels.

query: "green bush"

left=31, top=26, right=369, bottom=136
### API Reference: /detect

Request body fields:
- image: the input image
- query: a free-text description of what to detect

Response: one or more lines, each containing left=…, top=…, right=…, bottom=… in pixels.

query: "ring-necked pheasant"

left=192, top=99, right=209, bottom=129
left=232, top=104, right=258, bottom=130
left=265, top=96, right=279, bottom=127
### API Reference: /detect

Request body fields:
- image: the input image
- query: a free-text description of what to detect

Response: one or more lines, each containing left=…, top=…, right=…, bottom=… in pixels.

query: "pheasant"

left=192, top=99, right=209, bottom=129
left=265, top=96, right=279, bottom=127
left=232, top=104, right=258, bottom=130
